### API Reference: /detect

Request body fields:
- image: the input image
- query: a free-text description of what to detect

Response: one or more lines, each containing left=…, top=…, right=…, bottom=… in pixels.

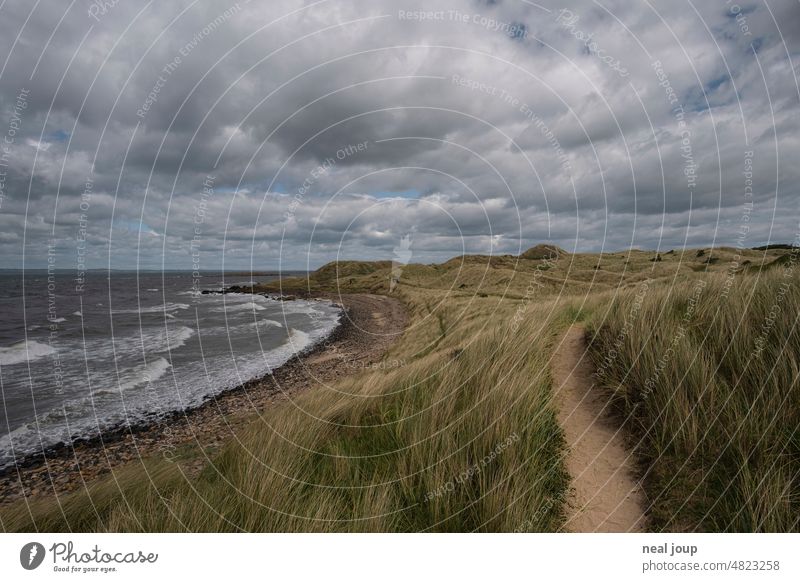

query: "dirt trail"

left=552, top=325, right=646, bottom=532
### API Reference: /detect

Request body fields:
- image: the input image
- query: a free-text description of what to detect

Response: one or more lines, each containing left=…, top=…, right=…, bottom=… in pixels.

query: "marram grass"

left=2, top=247, right=797, bottom=532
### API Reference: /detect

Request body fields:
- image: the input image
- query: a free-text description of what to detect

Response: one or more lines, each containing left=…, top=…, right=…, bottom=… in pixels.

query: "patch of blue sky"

left=47, top=129, right=70, bottom=142
left=370, top=189, right=421, bottom=199
left=114, top=219, right=155, bottom=233
left=683, top=73, right=736, bottom=113
left=725, top=5, right=756, bottom=18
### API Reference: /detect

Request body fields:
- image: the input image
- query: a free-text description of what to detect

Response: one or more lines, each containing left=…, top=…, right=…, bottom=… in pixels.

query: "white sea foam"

left=134, top=325, right=196, bottom=353
left=213, top=301, right=267, bottom=313
left=0, top=340, right=57, bottom=366
left=159, top=325, right=195, bottom=352
left=88, top=325, right=196, bottom=360
left=113, top=302, right=190, bottom=314
left=287, top=328, right=312, bottom=352
left=223, top=292, right=268, bottom=299
left=93, top=357, right=172, bottom=395
left=278, top=301, right=328, bottom=318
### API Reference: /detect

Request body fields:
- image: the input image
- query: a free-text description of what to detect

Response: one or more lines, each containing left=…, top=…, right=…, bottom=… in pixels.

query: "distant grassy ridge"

left=587, top=266, right=800, bottom=532
left=1, top=244, right=795, bottom=532
left=263, top=244, right=787, bottom=298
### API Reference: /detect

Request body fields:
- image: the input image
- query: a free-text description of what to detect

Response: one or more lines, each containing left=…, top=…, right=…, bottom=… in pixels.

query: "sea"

left=0, top=270, right=341, bottom=469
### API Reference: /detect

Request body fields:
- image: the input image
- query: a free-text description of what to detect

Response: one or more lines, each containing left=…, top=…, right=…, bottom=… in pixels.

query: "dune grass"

left=1, top=294, right=572, bottom=532
left=1, top=245, right=796, bottom=532
left=587, top=265, right=800, bottom=532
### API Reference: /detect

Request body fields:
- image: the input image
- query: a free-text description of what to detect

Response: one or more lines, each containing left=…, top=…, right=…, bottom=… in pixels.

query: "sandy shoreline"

left=0, top=292, right=407, bottom=505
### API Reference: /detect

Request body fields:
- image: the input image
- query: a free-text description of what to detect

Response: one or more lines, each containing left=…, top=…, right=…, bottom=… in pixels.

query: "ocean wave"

left=0, top=340, right=57, bottom=366
left=158, top=325, right=195, bottom=352
left=93, top=357, right=172, bottom=395
left=82, top=325, right=196, bottom=361
left=213, top=301, right=267, bottom=313
left=202, top=318, right=284, bottom=337
left=222, top=292, right=274, bottom=303
left=287, top=328, right=312, bottom=352
left=278, top=301, right=326, bottom=317
left=130, top=325, right=196, bottom=354
left=113, top=302, right=190, bottom=315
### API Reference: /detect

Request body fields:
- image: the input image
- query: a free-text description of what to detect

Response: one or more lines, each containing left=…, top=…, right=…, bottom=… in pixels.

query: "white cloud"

left=0, top=0, right=796, bottom=268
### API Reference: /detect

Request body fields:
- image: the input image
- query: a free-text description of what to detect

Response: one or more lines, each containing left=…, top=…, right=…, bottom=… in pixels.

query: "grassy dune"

left=1, top=285, right=572, bottom=532
left=588, top=262, right=800, bottom=531
left=1, top=245, right=796, bottom=532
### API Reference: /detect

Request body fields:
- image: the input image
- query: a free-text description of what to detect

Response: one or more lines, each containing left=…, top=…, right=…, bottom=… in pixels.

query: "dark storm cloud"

left=0, top=0, right=797, bottom=269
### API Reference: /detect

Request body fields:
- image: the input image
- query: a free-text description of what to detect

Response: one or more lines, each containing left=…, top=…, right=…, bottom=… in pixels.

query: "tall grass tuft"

left=588, top=269, right=800, bottom=531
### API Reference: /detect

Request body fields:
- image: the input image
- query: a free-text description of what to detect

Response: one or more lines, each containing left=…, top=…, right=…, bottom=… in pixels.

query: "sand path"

left=552, top=325, right=646, bottom=532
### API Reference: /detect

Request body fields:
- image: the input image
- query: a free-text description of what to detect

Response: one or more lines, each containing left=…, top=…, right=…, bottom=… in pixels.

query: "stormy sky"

left=0, top=0, right=798, bottom=270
